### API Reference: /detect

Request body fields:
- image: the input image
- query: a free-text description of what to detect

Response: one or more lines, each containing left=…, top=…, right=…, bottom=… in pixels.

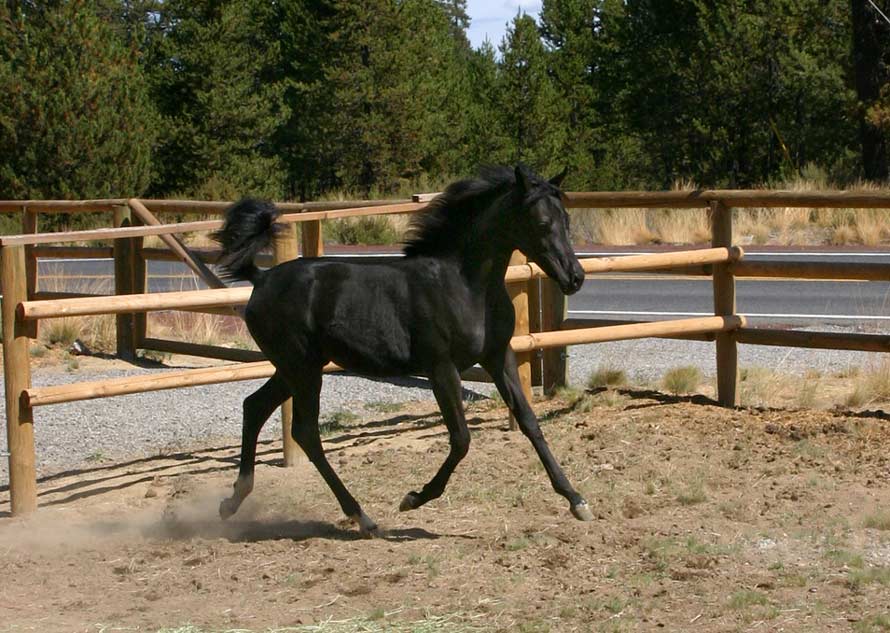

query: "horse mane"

left=403, top=165, right=552, bottom=257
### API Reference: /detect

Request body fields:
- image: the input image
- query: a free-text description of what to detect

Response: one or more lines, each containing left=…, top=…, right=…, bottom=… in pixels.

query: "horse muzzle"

left=560, top=261, right=585, bottom=296
left=536, top=255, right=585, bottom=295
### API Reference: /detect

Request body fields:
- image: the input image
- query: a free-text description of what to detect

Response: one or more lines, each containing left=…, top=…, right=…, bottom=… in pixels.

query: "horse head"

left=512, top=164, right=585, bottom=296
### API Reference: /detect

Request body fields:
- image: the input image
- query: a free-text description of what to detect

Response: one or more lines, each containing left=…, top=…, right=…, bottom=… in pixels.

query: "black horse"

left=214, top=165, right=591, bottom=536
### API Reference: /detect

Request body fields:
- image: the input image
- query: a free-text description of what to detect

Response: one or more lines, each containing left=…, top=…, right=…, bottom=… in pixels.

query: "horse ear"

left=549, top=167, right=569, bottom=187
left=515, top=164, right=533, bottom=193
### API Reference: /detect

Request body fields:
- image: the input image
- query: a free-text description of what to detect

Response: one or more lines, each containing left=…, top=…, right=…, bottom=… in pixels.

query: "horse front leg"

left=399, top=362, right=470, bottom=512
left=220, top=373, right=290, bottom=519
left=482, top=348, right=593, bottom=521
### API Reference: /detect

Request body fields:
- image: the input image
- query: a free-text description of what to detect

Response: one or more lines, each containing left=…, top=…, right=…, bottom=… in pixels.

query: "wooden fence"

left=3, top=191, right=890, bottom=515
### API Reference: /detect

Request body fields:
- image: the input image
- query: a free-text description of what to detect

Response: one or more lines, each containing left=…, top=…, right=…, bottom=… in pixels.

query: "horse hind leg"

left=400, top=363, right=470, bottom=513
left=220, top=373, right=290, bottom=520
left=284, top=367, right=380, bottom=537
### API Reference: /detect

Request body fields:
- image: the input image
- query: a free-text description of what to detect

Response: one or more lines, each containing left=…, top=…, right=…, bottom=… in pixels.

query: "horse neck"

left=458, top=233, right=517, bottom=293
left=431, top=188, right=520, bottom=292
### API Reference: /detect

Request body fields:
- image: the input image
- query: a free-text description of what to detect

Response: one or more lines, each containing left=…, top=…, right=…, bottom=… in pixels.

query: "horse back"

left=245, top=257, right=483, bottom=376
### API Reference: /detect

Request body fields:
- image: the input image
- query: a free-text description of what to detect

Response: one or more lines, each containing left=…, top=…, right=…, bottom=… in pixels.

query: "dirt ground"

left=1, top=389, right=890, bottom=633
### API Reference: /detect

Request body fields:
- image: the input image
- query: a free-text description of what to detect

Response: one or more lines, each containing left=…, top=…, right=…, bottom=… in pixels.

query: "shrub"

left=327, top=216, right=400, bottom=245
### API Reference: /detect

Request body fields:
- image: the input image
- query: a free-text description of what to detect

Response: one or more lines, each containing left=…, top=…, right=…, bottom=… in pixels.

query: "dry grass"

left=587, top=365, right=628, bottom=389
left=36, top=278, right=117, bottom=353
left=35, top=273, right=253, bottom=355
left=798, top=375, right=820, bottom=409
left=864, top=512, right=890, bottom=531
left=845, top=358, right=890, bottom=409
left=856, top=209, right=888, bottom=246
left=570, top=179, right=890, bottom=246
left=739, top=366, right=785, bottom=408
left=149, top=311, right=255, bottom=350
left=661, top=366, right=703, bottom=394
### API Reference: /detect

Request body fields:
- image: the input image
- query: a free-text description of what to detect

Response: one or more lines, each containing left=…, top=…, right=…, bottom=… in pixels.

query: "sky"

left=465, top=0, right=542, bottom=49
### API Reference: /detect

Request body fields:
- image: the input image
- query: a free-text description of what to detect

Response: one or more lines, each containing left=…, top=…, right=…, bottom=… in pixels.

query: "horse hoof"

left=353, top=512, right=380, bottom=538
left=571, top=501, right=594, bottom=522
left=361, top=525, right=382, bottom=539
left=219, top=497, right=239, bottom=520
left=399, top=492, right=421, bottom=512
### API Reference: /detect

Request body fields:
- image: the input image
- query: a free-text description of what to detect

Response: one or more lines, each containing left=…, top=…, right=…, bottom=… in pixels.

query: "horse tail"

left=213, top=198, right=281, bottom=284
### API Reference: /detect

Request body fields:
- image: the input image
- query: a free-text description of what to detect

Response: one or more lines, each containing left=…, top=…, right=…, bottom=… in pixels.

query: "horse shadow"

left=0, top=402, right=501, bottom=518
left=86, top=515, right=447, bottom=543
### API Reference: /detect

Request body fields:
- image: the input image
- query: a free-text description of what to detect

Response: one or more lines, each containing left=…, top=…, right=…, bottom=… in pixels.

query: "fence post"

left=541, top=278, right=568, bottom=395
left=528, top=277, right=543, bottom=388
left=508, top=251, right=533, bottom=430
left=132, top=217, right=147, bottom=347
left=113, top=204, right=137, bottom=360
left=711, top=201, right=739, bottom=407
left=301, top=219, right=324, bottom=258
left=21, top=207, right=39, bottom=339
left=22, top=207, right=37, bottom=299
left=2, top=244, right=37, bottom=514
left=272, top=223, right=303, bottom=467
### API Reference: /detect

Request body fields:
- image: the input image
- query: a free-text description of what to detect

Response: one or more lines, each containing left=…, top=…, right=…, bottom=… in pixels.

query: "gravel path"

left=0, top=329, right=884, bottom=487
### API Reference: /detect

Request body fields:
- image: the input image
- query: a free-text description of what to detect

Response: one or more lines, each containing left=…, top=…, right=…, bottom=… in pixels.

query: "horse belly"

left=321, top=304, right=415, bottom=376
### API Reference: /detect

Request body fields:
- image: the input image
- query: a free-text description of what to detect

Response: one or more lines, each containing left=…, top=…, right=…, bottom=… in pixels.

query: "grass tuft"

left=798, top=375, right=820, bottom=408
left=854, top=614, right=890, bottom=632
left=319, top=411, right=360, bottom=436
left=676, top=483, right=707, bottom=506
left=41, top=318, right=81, bottom=347
left=661, top=366, right=702, bottom=394
left=846, top=359, right=890, bottom=409
left=740, top=366, right=782, bottom=408
left=865, top=512, right=890, bottom=531
left=728, top=589, right=769, bottom=610
left=847, top=567, right=890, bottom=590
left=587, top=366, right=627, bottom=390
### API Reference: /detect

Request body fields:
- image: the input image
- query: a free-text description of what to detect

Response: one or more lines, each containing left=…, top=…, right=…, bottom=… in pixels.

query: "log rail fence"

left=2, top=190, right=890, bottom=515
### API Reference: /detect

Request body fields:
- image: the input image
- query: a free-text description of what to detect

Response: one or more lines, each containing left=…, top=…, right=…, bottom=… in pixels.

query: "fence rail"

left=2, top=191, right=889, bottom=515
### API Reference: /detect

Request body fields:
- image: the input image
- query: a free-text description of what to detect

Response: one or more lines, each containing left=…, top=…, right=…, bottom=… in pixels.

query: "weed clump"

left=587, top=366, right=627, bottom=390
left=661, top=366, right=702, bottom=394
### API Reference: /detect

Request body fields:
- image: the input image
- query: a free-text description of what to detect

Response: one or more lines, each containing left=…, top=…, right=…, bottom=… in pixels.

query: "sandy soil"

left=1, top=390, right=890, bottom=633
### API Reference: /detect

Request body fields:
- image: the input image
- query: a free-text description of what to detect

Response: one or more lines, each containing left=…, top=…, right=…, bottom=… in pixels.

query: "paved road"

left=35, top=248, right=890, bottom=330
left=573, top=249, right=890, bottom=328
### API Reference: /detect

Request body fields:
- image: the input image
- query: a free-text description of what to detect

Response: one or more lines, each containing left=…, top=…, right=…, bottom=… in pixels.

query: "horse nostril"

left=572, top=270, right=585, bottom=290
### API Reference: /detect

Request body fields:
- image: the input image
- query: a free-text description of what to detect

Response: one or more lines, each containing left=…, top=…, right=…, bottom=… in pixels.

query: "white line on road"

left=577, top=251, right=890, bottom=258
left=569, top=309, right=890, bottom=321
left=40, top=250, right=890, bottom=265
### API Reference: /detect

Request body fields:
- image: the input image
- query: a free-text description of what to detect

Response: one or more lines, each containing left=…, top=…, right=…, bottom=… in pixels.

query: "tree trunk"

left=851, top=0, right=889, bottom=180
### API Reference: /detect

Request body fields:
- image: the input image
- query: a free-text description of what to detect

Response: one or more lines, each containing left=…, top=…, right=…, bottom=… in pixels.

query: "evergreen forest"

left=1, top=0, right=888, bottom=204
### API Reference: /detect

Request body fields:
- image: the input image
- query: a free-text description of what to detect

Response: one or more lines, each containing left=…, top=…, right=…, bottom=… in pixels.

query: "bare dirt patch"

left=1, top=392, right=890, bottom=632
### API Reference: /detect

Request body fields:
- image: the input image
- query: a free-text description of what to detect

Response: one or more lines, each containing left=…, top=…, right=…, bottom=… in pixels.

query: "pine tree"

left=0, top=0, right=155, bottom=214
left=610, top=0, right=856, bottom=187
left=323, top=0, right=412, bottom=193
left=540, top=0, right=600, bottom=187
left=436, top=0, right=471, bottom=47
left=277, top=0, right=339, bottom=200
left=463, top=41, right=511, bottom=171
left=147, top=0, right=288, bottom=199
left=402, top=0, right=476, bottom=180
left=498, top=13, right=566, bottom=175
